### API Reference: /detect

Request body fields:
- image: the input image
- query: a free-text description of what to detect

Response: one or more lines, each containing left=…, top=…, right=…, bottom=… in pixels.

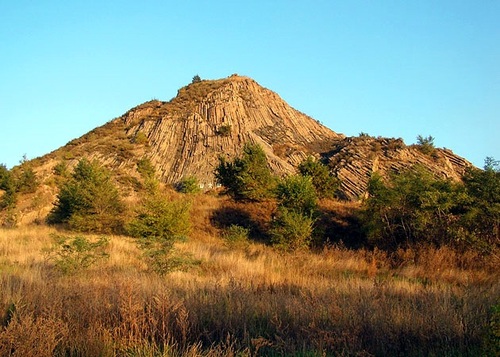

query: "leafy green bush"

left=416, top=135, right=436, bottom=155
left=127, top=189, right=192, bottom=274
left=275, top=175, right=317, bottom=216
left=0, top=164, right=16, bottom=210
left=177, top=176, right=201, bottom=194
left=216, top=124, right=232, bottom=137
left=222, top=224, right=250, bottom=246
left=136, top=158, right=156, bottom=179
left=363, top=166, right=458, bottom=249
left=270, top=208, right=314, bottom=251
left=48, top=159, right=124, bottom=233
left=362, top=160, right=499, bottom=252
left=215, top=143, right=276, bottom=201
left=298, top=156, right=338, bottom=199
left=46, top=234, right=109, bottom=275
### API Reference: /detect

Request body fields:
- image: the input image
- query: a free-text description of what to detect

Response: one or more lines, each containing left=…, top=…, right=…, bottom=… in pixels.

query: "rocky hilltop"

left=34, top=74, right=471, bottom=200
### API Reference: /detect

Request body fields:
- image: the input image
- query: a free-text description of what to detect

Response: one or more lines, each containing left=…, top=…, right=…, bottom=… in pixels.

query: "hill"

left=1, top=74, right=473, bottom=224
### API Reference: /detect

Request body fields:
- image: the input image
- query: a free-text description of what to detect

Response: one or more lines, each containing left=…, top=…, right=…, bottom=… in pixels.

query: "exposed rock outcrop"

left=31, top=74, right=471, bottom=201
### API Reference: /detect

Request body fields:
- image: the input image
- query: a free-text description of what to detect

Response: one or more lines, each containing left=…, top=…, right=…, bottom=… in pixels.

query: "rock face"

left=35, top=74, right=471, bottom=200
left=120, top=75, right=342, bottom=188
left=325, top=136, right=471, bottom=200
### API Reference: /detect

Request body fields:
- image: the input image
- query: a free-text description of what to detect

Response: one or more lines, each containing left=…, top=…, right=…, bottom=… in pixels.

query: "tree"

left=192, top=75, right=201, bottom=83
left=48, top=159, right=124, bottom=233
left=177, top=176, right=201, bottom=194
left=127, top=187, right=191, bottom=274
left=275, top=175, right=317, bottom=216
left=458, top=158, right=500, bottom=250
left=298, top=156, right=338, bottom=199
left=270, top=208, right=314, bottom=251
left=215, top=143, right=275, bottom=201
left=271, top=175, right=318, bottom=251
left=362, top=166, right=458, bottom=249
left=416, top=135, right=435, bottom=155
left=0, top=164, right=16, bottom=210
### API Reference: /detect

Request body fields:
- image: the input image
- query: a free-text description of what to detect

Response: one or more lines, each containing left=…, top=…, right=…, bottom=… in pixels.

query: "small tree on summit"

left=192, top=75, right=201, bottom=83
left=416, top=135, right=435, bottom=155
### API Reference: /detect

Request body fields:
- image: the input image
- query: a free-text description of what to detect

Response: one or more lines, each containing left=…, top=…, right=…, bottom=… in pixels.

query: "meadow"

left=0, top=224, right=498, bottom=356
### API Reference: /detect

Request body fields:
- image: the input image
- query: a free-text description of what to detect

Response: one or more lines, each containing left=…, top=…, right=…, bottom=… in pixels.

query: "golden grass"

left=0, top=225, right=498, bottom=356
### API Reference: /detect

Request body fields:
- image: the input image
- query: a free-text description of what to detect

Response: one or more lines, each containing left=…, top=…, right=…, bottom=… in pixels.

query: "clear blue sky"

left=1, top=1, right=498, bottom=169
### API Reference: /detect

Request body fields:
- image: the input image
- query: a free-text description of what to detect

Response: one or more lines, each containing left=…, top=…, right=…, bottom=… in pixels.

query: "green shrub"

left=216, top=124, right=232, bottom=137
left=215, top=143, right=276, bottom=201
left=133, top=132, right=149, bottom=145
left=0, top=164, right=16, bottom=210
left=137, top=158, right=156, bottom=180
left=127, top=189, right=192, bottom=274
left=46, top=234, right=109, bottom=275
left=298, top=157, right=338, bottom=199
left=177, top=176, right=201, bottom=194
left=48, top=159, right=124, bottom=233
left=275, top=174, right=317, bottom=216
left=270, top=208, right=314, bottom=251
left=416, top=135, right=436, bottom=155
left=223, top=224, right=250, bottom=246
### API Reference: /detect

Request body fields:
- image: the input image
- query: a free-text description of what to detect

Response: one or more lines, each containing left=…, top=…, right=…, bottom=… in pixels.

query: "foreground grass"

left=0, top=226, right=499, bottom=356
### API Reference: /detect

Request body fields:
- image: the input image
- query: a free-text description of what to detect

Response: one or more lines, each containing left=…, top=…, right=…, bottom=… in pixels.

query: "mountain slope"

left=31, top=74, right=471, bottom=202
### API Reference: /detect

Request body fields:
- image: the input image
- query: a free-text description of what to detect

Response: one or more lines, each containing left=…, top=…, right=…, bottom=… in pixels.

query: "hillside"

left=0, top=74, right=475, bottom=227
left=28, top=74, right=470, bottom=200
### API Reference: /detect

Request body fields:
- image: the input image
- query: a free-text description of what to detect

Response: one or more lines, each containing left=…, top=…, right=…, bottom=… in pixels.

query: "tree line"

left=1, top=145, right=498, bottom=256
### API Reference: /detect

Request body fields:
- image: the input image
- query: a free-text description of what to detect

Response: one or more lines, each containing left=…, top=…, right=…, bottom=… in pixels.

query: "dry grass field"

left=0, top=223, right=498, bottom=356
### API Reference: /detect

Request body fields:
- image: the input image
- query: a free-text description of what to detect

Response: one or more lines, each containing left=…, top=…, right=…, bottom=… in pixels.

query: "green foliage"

left=458, top=158, right=500, bottom=251
left=15, top=167, right=38, bottom=194
left=192, top=74, right=201, bottom=83
left=416, top=135, right=436, bottom=155
left=46, top=234, right=109, bottom=275
left=270, top=208, right=314, bottom=251
left=216, top=124, right=232, bottom=137
left=298, top=156, right=338, bottom=199
left=484, top=302, right=500, bottom=356
left=362, top=160, right=500, bottom=252
left=136, top=158, right=156, bottom=180
left=177, top=176, right=201, bottom=194
left=0, top=164, right=16, bottom=210
left=48, top=159, right=124, bottom=233
left=222, top=224, right=250, bottom=246
left=53, top=161, right=69, bottom=177
left=215, top=143, right=276, bottom=201
left=276, top=174, right=317, bottom=216
left=127, top=189, right=192, bottom=274
left=363, top=167, right=459, bottom=248
left=133, top=131, right=149, bottom=145
left=128, top=193, right=191, bottom=241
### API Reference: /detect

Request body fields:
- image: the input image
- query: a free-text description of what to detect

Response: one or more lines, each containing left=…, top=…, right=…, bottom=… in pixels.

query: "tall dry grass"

left=0, top=225, right=498, bottom=356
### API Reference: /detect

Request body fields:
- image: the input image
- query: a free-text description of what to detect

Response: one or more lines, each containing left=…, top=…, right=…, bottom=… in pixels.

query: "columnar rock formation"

left=34, top=74, right=471, bottom=200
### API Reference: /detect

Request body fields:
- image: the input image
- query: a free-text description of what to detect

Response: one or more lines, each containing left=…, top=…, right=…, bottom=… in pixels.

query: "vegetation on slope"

left=0, top=144, right=498, bottom=355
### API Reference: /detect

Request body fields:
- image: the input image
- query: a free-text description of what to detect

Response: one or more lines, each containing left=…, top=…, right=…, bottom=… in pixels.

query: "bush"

left=222, top=224, right=250, bottom=246
left=215, top=143, right=276, bottom=201
left=270, top=208, right=314, bottom=251
left=177, top=176, right=201, bottom=194
left=362, top=166, right=458, bottom=249
left=192, top=75, right=201, bottom=83
left=137, top=158, right=156, bottom=180
left=127, top=189, right=192, bottom=274
left=298, top=157, right=338, bottom=199
left=216, top=124, right=232, bottom=137
left=0, top=164, right=16, bottom=210
left=48, top=159, right=124, bottom=233
left=416, top=135, right=436, bottom=155
left=46, top=234, right=109, bottom=275
left=275, top=175, right=317, bottom=216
